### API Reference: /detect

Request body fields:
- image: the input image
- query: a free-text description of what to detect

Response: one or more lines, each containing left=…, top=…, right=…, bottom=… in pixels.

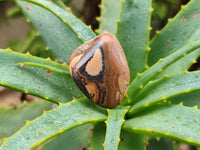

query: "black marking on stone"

left=80, top=44, right=105, bottom=83
left=100, top=87, right=107, bottom=105
left=72, top=70, right=90, bottom=99
left=93, top=36, right=100, bottom=42
left=90, top=93, right=95, bottom=99
left=96, top=83, right=107, bottom=105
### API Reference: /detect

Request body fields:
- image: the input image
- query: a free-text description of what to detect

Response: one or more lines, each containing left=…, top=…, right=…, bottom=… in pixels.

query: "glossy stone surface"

left=69, top=33, right=130, bottom=108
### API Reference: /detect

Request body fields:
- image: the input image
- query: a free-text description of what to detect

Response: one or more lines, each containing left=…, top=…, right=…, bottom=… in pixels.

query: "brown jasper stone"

left=69, top=33, right=130, bottom=108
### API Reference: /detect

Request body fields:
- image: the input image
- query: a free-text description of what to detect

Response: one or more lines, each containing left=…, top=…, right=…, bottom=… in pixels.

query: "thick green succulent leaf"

left=15, top=0, right=95, bottom=62
left=0, top=49, right=83, bottom=103
left=149, top=0, right=200, bottom=73
left=45, top=0, right=69, bottom=11
left=123, top=104, right=200, bottom=147
left=104, top=106, right=129, bottom=150
left=152, top=49, right=200, bottom=79
left=125, top=41, right=200, bottom=105
left=97, top=0, right=121, bottom=34
left=90, top=123, right=106, bottom=150
left=0, top=101, right=52, bottom=145
left=170, top=90, right=200, bottom=108
left=147, top=138, right=174, bottom=150
left=116, top=0, right=152, bottom=81
left=129, top=71, right=200, bottom=114
left=0, top=98, right=107, bottom=150
left=91, top=123, right=145, bottom=150
left=118, top=131, right=145, bottom=150
left=39, top=124, right=92, bottom=150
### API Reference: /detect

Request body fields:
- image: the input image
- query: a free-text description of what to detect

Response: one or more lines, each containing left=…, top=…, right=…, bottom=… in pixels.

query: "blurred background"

left=0, top=0, right=199, bottom=150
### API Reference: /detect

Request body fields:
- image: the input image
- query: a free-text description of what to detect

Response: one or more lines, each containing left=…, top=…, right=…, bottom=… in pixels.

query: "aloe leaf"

left=129, top=71, right=200, bottom=115
left=149, top=0, right=200, bottom=72
left=104, top=106, right=129, bottom=150
left=39, top=124, right=92, bottom=150
left=0, top=98, right=107, bottom=150
left=123, top=104, right=200, bottom=147
left=90, top=123, right=105, bottom=150
left=17, top=62, right=67, bottom=75
left=91, top=123, right=145, bottom=150
left=0, top=49, right=83, bottom=103
left=125, top=41, right=200, bottom=105
left=118, top=131, right=145, bottom=150
left=152, top=49, right=200, bottom=79
left=170, top=90, right=200, bottom=108
left=15, top=0, right=95, bottom=62
left=0, top=101, right=52, bottom=145
left=97, top=0, right=121, bottom=34
left=45, top=0, right=69, bottom=11
left=116, top=0, right=152, bottom=81
left=147, top=138, right=174, bottom=150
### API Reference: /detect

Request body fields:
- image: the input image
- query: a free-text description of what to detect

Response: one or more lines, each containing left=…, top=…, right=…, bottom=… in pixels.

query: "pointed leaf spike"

left=26, top=120, right=31, bottom=124
left=35, top=32, right=39, bottom=37
left=168, top=18, right=172, bottom=23
left=45, top=57, right=51, bottom=61
left=149, top=27, right=152, bottom=32
left=150, top=8, right=154, bottom=13
left=2, top=137, right=8, bottom=142
left=179, top=102, right=184, bottom=106
left=45, top=47, right=49, bottom=51
left=193, top=105, right=198, bottom=110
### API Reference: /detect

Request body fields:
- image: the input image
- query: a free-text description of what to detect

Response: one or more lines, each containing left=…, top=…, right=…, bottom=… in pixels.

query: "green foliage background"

left=0, top=0, right=200, bottom=150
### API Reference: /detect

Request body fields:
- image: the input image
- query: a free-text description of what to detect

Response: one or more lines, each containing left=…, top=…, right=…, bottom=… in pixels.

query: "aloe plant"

left=0, top=0, right=200, bottom=149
